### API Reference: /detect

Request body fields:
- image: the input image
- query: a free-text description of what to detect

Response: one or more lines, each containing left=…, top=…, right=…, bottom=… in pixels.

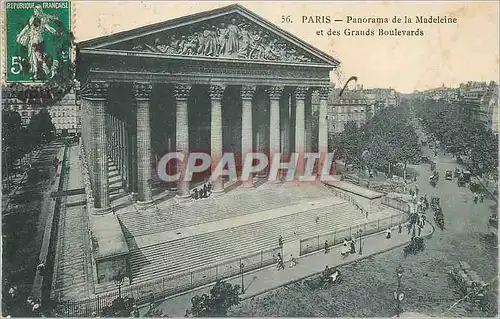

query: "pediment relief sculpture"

left=124, top=15, right=321, bottom=63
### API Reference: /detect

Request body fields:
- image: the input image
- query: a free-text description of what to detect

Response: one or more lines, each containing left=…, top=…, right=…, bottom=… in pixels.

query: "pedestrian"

left=386, top=227, right=391, bottom=239
left=276, top=253, right=284, bottom=270
left=398, top=224, right=402, bottom=233
left=289, top=254, right=297, bottom=268
left=350, top=239, right=356, bottom=253
left=37, top=261, right=45, bottom=275
left=8, top=286, right=17, bottom=299
left=480, top=193, right=484, bottom=203
left=194, top=188, right=199, bottom=200
left=324, top=240, right=329, bottom=253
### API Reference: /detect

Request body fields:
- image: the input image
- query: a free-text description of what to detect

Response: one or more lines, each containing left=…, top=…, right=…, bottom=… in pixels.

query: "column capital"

left=294, top=86, right=309, bottom=100
left=83, top=81, right=109, bottom=100
left=133, top=82, right=153, bottom=100
left=317, top=87, right=331, bottom=99
left=173, top=84, right=191, bottom=101
left=267, top=86, right=284, bottom=100
left=240, top=85, right=256, bottom=100
left=209, top=84, right=225, bottom=101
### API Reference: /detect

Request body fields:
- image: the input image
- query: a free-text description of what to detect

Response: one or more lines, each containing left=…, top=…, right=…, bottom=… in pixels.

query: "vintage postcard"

left=1, top=1, right=498, bottom=318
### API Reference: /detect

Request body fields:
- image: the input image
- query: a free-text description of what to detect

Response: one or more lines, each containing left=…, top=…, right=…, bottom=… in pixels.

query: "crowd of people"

left=191, top=182, right=212, bottom=200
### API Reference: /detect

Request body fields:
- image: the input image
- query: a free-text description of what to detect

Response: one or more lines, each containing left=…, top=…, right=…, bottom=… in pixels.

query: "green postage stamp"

left=4, top=1, right=71, bottom=83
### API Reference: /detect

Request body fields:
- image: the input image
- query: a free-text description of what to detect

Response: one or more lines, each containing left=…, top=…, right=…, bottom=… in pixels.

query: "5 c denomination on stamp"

left=5, top=1, right=71, bottom=83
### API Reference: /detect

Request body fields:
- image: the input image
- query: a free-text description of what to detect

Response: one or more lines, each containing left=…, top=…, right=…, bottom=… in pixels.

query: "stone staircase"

left=117, top=182, right=336, bottom=238
left=108, top=158, right=135, bottom=210
left=126, top=201, right=395, bottom=285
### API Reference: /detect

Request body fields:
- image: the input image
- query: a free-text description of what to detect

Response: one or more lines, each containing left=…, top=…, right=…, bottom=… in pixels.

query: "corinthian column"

left=134, top=82, right=153, bottom=205
left=267, top=86, right=283, bottom=181
left=318, top=87, right=330, bottom=176
left=209, top=84, right=225, bottom=193
left=85, top=81, right=111, bottom=214
left=174, top=84, right=191, bottom=198
left=241, top=86, right=256, bottom=187
left=295, top=87, right=308, bottom=176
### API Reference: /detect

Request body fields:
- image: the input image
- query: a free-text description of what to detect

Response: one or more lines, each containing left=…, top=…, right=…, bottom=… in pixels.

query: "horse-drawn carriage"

left=434, top=210, right=445, bottom=230
left=430, top=196, right=440, bottom=210
left=431, top=196, right=445, bottom=230
left=403, top=236, right=425, bottom=257
left=457, top=170, right=471, bottom=187
left=430, top=171, right=439, bottom=187
left=449, top=261, right=487, bottom=303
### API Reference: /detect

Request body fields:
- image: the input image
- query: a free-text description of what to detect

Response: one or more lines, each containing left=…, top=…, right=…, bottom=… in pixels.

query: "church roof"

left=78, top=4, right=340, bottom=67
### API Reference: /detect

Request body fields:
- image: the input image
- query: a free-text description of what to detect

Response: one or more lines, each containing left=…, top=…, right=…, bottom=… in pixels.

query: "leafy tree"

left=393, top=124, right=422, bottom=178
left=415, top=98, right=498, bottom=176
left=336, top=121, right=364, bottom=170
left=27, top=108, right=56, bottom=145
left=365, top=135, right=391, bottom=173
left=185, top=281, right=241, bottom=317
left=100, top=296, right=136, bottom=317
left=2, top=110, right=27, bottom=177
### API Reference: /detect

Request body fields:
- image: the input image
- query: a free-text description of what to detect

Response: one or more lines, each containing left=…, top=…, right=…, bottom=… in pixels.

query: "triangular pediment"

left=79, top=4, right=340, bottom=66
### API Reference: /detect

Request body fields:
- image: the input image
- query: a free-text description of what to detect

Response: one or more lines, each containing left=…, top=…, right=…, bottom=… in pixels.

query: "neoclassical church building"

left=68, top=4, right=400, bottom=303
left=77, top=4, right=339, bottom=210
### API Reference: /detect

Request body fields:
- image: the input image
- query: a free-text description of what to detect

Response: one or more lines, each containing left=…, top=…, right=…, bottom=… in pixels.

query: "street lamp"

left=240, top=263, right=245, bottom=294
left=114, top=273, right=124, bottom=299
left=358, top=229, right=363, bottom=255
left=394, top=265, right=405, bottom=317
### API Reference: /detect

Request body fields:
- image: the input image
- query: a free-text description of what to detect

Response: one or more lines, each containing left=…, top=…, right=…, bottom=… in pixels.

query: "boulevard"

left=1, top=2, right=497, bottom=317
left=148, top=104, right=498, bottom=317
left=225, top=108, right=499, bottom=317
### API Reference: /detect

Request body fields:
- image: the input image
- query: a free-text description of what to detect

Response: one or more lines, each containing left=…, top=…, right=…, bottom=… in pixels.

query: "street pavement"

left=149, top=223, right=432, bottom=317
left=227, top=145, right=497, bottom=316
left=148, top=140, right=498, bottom=317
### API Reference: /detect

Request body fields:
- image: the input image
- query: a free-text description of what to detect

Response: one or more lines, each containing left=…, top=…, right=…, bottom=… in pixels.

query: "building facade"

left=48, top=88, right=80, bottom=136
left=458, top=81, right=499, bottom=132
left=327, top=88, right=369, bottom=134
left=2, top=85, right=81, bottom=135
left=76, top=4, right=340, bottom=283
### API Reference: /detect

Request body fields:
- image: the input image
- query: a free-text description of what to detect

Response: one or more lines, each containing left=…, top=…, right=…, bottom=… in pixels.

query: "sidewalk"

left=473, top=176, right=498, bottom=202
left=148, top=222, right=434, bottom=317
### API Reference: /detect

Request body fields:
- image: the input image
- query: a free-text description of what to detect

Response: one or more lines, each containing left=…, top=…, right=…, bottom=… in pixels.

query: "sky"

left=72, top=1, right=499, bottom=93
